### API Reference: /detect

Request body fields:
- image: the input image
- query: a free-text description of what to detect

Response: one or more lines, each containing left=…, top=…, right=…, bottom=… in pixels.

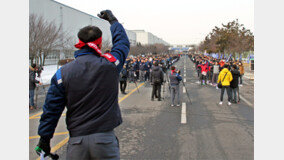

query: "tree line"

left=196, top=19, right=254, bottom=59
left=129, top=42, right=169, bottom=56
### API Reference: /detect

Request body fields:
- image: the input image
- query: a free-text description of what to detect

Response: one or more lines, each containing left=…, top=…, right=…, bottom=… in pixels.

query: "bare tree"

left=29, top=14, right=72, bottom=66
left=198, top=19, right=254, bottom=58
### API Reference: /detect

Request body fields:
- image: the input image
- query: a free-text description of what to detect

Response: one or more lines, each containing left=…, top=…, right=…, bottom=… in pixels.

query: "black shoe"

left=151, top=98, right=154, bottom=101
left=158, top=99, right=162, bottom=101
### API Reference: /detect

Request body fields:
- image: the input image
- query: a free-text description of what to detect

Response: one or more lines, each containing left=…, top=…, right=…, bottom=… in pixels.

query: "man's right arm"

left=97, top=10, right=130, bottom=73
left=109, top=22, right=130, bottom=73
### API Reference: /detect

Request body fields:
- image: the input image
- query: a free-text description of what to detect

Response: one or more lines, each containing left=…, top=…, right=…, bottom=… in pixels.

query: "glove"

left=36, top=137, right=51, bottom=157
left=97, top=10, right=118, bottom=24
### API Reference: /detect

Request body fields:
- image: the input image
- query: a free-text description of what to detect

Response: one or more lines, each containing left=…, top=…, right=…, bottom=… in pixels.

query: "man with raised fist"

left=36, top=10, right=129, bottom=160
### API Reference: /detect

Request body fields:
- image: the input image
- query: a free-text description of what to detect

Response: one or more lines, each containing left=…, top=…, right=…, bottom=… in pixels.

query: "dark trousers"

left=208, top=72, right=212, bottom=82
left=152, top=84, right=161, bottom=99
left=200, top=74, right=207, bottom=84
left=145, top=71, right=150, bottom=81
left=135, top=71, right=139, bottom=80
left=239, top=74, right=243, bottom=84
left=197, top=69, right=200, bottom=77
left=120, top=81, right=127, bottom=93
left=231, top=87, right=238, bottom=102
left=220, top=86, right=232, bottom=102
left=129, top=71, right=135, bottom=82
left=29, top=89, right=35, bottom=107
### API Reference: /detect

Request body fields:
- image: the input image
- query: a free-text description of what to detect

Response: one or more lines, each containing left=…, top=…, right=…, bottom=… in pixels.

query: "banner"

left=247, top=54, right=250, bottom=63
left=226, top=54, right=231, bottom=62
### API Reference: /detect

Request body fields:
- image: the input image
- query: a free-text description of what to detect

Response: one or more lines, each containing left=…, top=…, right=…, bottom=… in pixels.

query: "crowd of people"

left=29, top=9, right=250, bottom=159
left=189, top=53, right=245, bottom=106
left=118, top=54, right=180, bottom=100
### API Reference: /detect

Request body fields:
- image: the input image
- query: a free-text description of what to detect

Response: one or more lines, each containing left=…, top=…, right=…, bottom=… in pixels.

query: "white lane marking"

left=184, top=78, right=186, bottom=82
left=181, top=102, right=187, bottom=124
left=184, top=73, right=186, bottom=77
left=184, top=70, right=186, bottom=73
left=242, top=81, right=249, bottom=85
left=183, top=87, right=186, bottom=93
left=239, top=94, right=253, bottom=107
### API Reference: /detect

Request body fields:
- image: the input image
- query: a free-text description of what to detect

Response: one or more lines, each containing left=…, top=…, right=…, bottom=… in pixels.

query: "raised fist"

left=97, top=10, right=117, bottom=24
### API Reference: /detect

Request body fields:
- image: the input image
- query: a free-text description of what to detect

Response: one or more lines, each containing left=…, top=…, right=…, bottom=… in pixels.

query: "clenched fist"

left=97, top=10, right=118, bottom=24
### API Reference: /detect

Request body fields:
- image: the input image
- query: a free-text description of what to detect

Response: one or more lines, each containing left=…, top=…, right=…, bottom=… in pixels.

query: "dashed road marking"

left=183, top=87, right=186, bottom=93
left=239, top=94, right=253, bottom=107
left=29, top=132, right=68, bottom=140
left=184, top=78, right=186, bottom=82
left=181, top=102, right=187, bottom=124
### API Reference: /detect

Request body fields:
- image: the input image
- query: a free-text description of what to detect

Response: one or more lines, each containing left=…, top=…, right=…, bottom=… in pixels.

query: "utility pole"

left=58, top=6, right=64, bottom=69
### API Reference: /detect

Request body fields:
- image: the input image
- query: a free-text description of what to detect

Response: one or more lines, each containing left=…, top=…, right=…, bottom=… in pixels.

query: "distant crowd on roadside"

left=119, top=54, right=180, bottom=101
left=189, top=54, right=245, bottom=106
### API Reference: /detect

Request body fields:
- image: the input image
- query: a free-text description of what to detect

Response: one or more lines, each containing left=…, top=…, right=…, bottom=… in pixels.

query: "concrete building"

left=125, top=30, right=137, bottom=46
left=131, top=30, right=169, bottom=46
left=29, top=0, right=169, bottom=63
left=29, top=0, right=136, bottom=46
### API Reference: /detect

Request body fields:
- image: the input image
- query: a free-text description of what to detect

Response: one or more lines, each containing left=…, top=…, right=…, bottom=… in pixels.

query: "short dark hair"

left=31, top=64, right=36, bottom=68
left=171, top=66, right=175, bottom=70
left=224, top=64, right=229, bottom=68
left=77, top=26, right=102, bottom=43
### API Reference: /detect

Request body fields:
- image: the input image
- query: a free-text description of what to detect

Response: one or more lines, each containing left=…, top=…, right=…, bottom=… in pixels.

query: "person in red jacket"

left=197, top=61, right=209, bottom=85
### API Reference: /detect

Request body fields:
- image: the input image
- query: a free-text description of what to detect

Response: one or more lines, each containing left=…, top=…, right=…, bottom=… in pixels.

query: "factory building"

left=29, top=0, right=169, bottom=62
left=29, top=0, right=137, bottom=45
left=131, top=30, right=169, bottom=46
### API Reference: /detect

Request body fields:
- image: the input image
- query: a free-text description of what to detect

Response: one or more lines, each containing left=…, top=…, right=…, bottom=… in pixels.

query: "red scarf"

left=74, top=37, right=116, bottom=62
left=171, top=69, right=175, bottom=75
left=74, top=37, right=102, bottom=54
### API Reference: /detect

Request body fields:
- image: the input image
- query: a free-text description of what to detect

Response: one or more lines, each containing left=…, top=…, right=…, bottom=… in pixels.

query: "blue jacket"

left=169, top=71, right=182, bottom=86
left=38, top=22, right=130, bottom=139
left=144, top=62, right=150, bottom=72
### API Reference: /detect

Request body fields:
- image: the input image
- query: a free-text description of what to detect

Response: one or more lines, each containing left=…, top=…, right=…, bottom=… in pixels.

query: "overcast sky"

left=55, top=0, right=254, bottom=45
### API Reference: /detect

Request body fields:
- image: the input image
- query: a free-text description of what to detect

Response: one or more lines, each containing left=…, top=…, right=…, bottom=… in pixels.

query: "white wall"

left=30, top=0, right=168, bottom=48
left=132, top=31, right=149, bottom=45
left=125, top=30, right=136, bottom=46
left=30, top=0, right=118, bottom=44
left=131, top=30, right=169, bottom=45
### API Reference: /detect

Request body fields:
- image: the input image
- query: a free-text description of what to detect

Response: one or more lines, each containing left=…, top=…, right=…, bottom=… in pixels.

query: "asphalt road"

left=29, top=55, right=254, bottom=160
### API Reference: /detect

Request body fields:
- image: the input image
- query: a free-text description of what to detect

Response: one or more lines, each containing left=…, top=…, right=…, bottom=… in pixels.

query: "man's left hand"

left=36, top=138, right=51, bottom=157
